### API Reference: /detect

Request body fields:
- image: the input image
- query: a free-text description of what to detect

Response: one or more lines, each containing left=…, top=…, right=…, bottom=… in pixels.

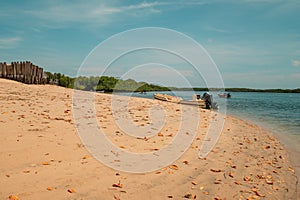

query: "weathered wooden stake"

left=0, top=61, right=47, bottom=84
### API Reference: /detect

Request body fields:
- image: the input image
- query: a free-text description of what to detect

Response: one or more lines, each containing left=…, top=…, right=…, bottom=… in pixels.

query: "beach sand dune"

left=0, top=79, right=298, bottom=199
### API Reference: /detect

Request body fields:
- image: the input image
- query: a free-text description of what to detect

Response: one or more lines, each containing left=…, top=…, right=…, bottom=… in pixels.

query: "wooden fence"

left=0, top=61, right=47, bottom=84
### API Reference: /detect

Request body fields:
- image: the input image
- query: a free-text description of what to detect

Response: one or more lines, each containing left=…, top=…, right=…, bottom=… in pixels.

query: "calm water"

left=119, top=91, right=300, bottom=138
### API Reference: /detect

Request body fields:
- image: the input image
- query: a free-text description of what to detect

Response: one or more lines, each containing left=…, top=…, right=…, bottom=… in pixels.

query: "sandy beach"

left=0, top=78, right=298, bottom=200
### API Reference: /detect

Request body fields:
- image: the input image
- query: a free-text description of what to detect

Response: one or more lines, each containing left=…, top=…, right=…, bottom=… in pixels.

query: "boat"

left=139, top=90, right=147, bottom=95
left=153, top=93, right=182, bottom=103
left=154, top=93, right=218, bottom=110
left=179, top=94, right=205, bottom=108
left=218, top=92, right=231, bottom=98
left=180, top=99, right=206, bottom=108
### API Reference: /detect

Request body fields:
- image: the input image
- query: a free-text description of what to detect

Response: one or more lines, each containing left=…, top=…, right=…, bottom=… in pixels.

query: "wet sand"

left=0, top=79, right=298, bottom=199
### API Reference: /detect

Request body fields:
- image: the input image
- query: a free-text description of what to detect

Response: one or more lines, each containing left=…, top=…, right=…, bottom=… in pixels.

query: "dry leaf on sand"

left=8, top=195, right=19, bottom=200
left=47, top=187, right=54, bottom=191
left=191, top=181, right=198, bottom=185
left=112, top=181, right=123, bottom=188
left=67, top=189, right=76, bottom=193
left=210, top=169, right=222, bottom=173
left=169, top=164, right=179, bottom=170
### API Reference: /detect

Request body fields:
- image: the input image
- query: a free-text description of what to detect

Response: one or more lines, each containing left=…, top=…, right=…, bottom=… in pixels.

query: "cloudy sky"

left=0, top=0, right=299, bottom=88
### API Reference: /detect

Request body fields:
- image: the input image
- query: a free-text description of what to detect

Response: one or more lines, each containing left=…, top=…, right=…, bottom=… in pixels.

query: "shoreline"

left=225, top=112, right=300, bottom=192
left=0, top=79, right=298, bottom=199
left=225, top=113, right=300, bottom=193
left=129, top=90, right=300, bottom=189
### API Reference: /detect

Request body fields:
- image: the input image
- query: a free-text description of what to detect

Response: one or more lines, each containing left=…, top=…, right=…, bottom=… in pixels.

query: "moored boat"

left=180, top=99, right=206, bottom=108
left=218, top=92, right=231, bottom=98
left=154, top=93, right=218, bottom=110
left=153, top=93, right=182, bottom=103
left=179, top=94, right=206, bottom=108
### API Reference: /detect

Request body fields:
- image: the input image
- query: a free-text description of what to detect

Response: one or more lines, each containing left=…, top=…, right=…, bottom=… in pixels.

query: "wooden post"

left=31, top=64, right=35, bottom=84
left=33, top=65, right=37, bottom=84
left=0, top=61, right=47, bottom=84
left=28, top=62, right=32, bottom=84
left=16, top=62, right=21, bottom=81
left=42, top=71, right=47, bottom=84
left=35, top=67, right=39, bottom=84
left=0, top=63, right=2, bottom=78
left=11, top=64, right=15, bottom=79
left=6, top=64, right=10, bottom=79
left=21, top=61, right=25, bottom=82
left=2, top=62, right=7, bottom=78
left=37, top=67, right=43, bottom=84
left=12, top=62, right=17, bottom=80
left=24, top=61, right=31, bottom=84
left=7, top=63, right=13, bottom=79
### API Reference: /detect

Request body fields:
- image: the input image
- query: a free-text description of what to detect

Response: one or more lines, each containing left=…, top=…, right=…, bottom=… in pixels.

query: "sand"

left=0, top=78, right=298, bottom=200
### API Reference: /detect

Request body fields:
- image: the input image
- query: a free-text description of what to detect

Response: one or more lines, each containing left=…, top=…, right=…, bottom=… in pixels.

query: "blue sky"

left=0, top=0, right=299, bottom=88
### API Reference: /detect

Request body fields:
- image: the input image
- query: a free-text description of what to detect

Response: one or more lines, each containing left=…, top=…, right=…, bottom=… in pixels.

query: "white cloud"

left=0, top=37, right=22, bottom=49
left=91, top=2, right=166, bottom=16
left=23, top=1, right=170, bottom=26
left=19, top=1, right=213, bottom=28
left=125, top=2, right=165, bottom=10
left=292, top=59, right=300, bottom=67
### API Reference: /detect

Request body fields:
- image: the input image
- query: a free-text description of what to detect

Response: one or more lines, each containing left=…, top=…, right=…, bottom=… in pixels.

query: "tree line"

left=224, top=88, right=300, bottom=93
left=45, top=72, right=300, bottom=93
left=45, top=72, right=170, bottom=92
left=170, top=87, right=300, bottom=93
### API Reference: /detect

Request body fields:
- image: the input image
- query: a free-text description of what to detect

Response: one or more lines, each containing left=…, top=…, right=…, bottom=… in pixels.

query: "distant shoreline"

left=170, top=87, right=300, bottom=93
left=2, top=70, right=299, bottom=93
left=43, top=72, right=300, bottom=93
